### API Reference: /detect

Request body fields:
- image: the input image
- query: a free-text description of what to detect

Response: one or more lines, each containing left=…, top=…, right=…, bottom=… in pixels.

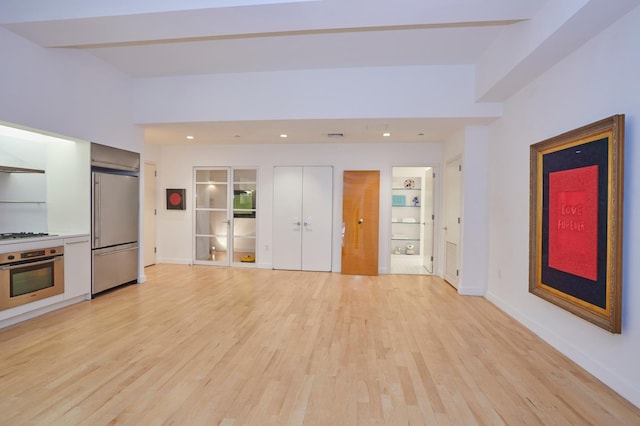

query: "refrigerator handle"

left=93, top=175, right=101, bottom=247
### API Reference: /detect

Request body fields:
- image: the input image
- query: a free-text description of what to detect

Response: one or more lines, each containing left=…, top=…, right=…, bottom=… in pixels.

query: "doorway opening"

left=390, top=166, right=435, bottom=275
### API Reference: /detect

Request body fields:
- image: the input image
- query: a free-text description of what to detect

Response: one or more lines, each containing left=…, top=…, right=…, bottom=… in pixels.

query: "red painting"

left=166, top=188, right=186, bottom=210
left=548, top=165, right=598, bottom=281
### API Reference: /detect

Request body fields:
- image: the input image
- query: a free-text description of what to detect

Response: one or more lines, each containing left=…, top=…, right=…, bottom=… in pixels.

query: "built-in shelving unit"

left=389, top=166, right=436, bottom=276
left=391, top=176, right=422, bottom=256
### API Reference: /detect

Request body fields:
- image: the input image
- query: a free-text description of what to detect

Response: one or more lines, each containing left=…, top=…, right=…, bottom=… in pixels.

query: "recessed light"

left=383, top=132, right=391, bottom=137
left=186, top=135, right=194, bottom=140
left=280, top=134, right=288, bottom=138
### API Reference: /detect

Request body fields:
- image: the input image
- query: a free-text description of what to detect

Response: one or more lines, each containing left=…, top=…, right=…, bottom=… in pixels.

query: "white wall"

left=0, top=27, right=142, bottom=153
left=133, top=66, right=501, bottom=123
left=441, top=126, right=490, bottom=295
left=0, top=125, right=90, bottom=235
left=1, top=26, right=145, bottom=277
left=152, top=141, right=443, bottom=273
left=486, top=5, right=640, bottom=407
left=459, top=126, right=489, bottom=296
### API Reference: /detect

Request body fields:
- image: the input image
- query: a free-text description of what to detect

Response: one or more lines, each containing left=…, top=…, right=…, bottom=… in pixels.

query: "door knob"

left=358, top=218, right=364, bottom=224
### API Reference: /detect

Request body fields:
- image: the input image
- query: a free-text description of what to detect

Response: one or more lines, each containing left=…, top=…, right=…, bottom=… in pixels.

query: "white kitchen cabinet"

left=63, top=235, right=91, bottom=300
left=273, top=166, right=333, bottom=271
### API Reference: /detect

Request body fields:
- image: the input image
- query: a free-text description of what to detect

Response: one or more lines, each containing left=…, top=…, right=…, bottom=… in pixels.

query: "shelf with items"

left=393, top=176, right=420, bottom=190
left=391, top=193, right=421, bottom=208
left=391, top=213, right=420, bottom=225
left=391, top=175, right=423, bottom=257
left=391, top=240, right=420, bottom=255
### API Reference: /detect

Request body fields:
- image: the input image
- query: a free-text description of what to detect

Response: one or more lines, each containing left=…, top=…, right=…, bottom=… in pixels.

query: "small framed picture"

left=166, top=188, right=186, bottom=210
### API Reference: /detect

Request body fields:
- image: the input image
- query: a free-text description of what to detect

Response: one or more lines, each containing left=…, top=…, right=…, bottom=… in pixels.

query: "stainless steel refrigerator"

left=91, top=143, right=140, bottom=295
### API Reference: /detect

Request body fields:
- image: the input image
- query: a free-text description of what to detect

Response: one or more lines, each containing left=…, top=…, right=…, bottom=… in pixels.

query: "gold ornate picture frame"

left=529, top=115, right=624, bottom=333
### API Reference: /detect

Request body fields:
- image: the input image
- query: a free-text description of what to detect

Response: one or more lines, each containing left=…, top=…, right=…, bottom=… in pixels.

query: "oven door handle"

left=0, top=256, right=63, bottom=271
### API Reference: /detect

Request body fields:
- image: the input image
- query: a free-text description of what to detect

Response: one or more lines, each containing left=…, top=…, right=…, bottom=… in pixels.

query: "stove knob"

left=8, top=255, right=15, bottom=260
left=50, top=249, right=57, bottom=254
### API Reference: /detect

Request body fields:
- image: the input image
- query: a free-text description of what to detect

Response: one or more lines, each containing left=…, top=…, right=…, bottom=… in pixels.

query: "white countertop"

left=0, top=233, right=90, bottom=252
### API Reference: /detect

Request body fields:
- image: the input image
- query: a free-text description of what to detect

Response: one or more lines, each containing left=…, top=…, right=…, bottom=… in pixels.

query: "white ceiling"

left=143, top=117, right=498, bottom=145
left=0, top=0, right=550, bottom=145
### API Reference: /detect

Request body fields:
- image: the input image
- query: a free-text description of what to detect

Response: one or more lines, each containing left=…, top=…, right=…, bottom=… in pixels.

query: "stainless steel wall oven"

left=0, top=246, right=64, bottom=310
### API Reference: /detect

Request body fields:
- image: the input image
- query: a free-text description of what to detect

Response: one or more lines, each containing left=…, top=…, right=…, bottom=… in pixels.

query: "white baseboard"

left=156, top=257, right=192, bottom=265
left=486, top=291, right=640, bottom=409
left=458, top=286, right=485, bottom=296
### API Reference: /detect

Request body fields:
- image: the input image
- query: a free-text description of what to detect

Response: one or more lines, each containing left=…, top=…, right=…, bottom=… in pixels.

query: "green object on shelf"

left=392, top=195, right=406, bottom=206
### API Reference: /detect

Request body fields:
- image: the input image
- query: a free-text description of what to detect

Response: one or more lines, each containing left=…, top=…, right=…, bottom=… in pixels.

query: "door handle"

left=66, top=240, right=90, bottom=245
left=93, top=177, right=101, bottom=246
left=358, top=218, right=364, bottom=224
left=0, top=256, right=63, bottom=270
left=95, top=247, right=138, bottom=256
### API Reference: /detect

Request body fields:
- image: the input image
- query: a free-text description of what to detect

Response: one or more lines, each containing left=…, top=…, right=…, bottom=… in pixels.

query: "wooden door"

left=341, top=170, right=379, bottom=275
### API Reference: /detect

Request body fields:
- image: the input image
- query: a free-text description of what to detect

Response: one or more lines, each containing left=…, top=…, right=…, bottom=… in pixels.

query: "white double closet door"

left=273, top=166, right=333, bottom=271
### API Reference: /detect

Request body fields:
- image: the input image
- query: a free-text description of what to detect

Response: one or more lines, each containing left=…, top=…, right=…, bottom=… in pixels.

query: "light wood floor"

left=0, top=265, right=638, bottom=425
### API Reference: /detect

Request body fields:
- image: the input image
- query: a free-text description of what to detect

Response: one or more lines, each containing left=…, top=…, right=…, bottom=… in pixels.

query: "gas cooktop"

left=0, top=232, right=53, bottom=240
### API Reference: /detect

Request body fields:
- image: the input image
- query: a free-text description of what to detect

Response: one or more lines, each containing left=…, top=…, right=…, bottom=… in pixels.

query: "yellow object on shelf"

left=240, top=255, right=255, bottom=263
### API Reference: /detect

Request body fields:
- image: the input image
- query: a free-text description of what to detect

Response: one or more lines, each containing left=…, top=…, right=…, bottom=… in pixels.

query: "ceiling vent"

left=327, top=132, right=344, bottom=138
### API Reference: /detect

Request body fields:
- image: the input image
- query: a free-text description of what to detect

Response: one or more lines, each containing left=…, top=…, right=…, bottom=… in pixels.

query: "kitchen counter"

left=0, top=233, right=89, bottom=251
left=0, top=233, right=92, bottom=329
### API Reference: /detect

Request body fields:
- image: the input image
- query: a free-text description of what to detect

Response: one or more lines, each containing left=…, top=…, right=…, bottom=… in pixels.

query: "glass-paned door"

left=194, top=167, right=257, bottom=266
left=194, top=168, right=230, bottom=264
left=232, top=169, right=257, bottom=264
